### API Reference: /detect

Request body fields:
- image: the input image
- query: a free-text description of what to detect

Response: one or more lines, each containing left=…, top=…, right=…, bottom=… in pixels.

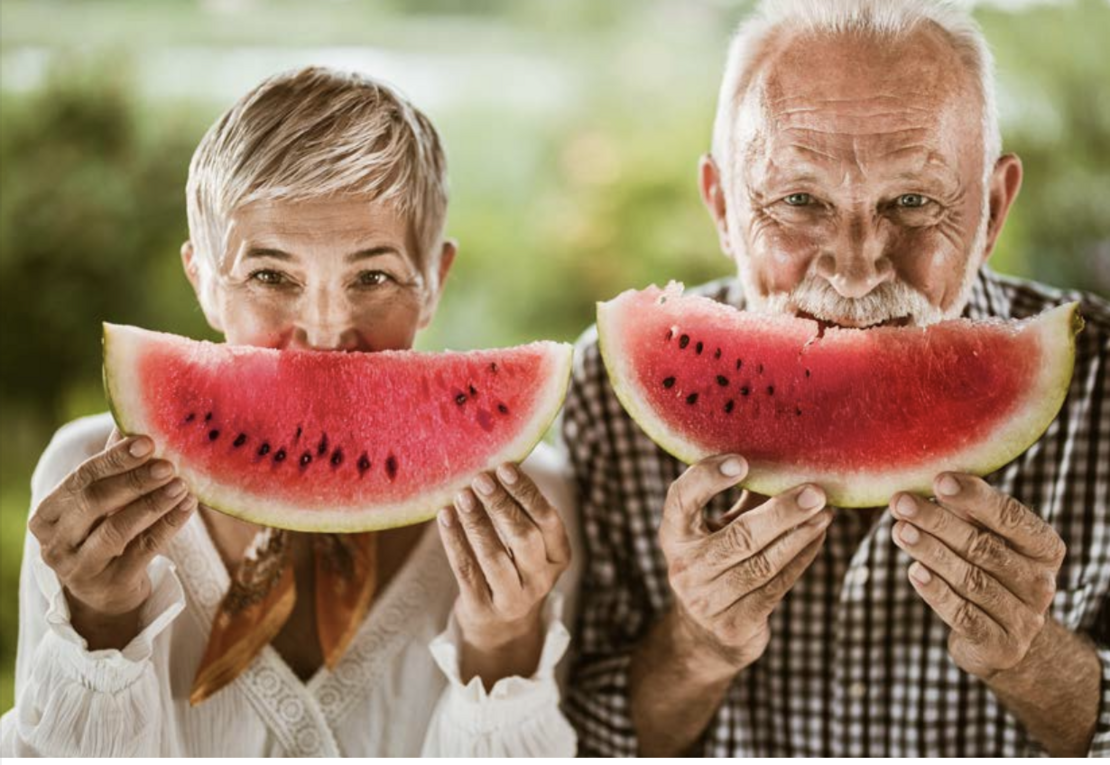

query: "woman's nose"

left=816, top=215, right=895, bottom=299
left=293, top=289, right=360, bottom=351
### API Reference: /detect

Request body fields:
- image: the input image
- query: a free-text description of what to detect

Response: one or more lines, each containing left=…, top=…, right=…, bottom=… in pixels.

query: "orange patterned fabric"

left=190, top=529, right=378, bottom=706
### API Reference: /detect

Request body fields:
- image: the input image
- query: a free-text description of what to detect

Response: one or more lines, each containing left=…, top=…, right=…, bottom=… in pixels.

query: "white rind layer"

left=103, top=323, right=574, bottom=532
left=597, top=286, right=1081, bottom=508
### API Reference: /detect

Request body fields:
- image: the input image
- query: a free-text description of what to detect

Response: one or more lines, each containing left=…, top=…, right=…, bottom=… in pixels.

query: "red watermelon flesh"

left=104, top=324, right=573, bottom=532
left=597, top=282, right=1081, bottom=507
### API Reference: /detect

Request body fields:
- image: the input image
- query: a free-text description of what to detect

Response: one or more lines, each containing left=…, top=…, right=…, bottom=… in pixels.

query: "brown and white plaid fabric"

left=559, top=266, right=1110, bottom=756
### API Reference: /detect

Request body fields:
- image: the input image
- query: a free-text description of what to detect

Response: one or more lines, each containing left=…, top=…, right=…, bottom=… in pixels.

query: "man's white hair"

left=710, top=0, right=1002, bottom=187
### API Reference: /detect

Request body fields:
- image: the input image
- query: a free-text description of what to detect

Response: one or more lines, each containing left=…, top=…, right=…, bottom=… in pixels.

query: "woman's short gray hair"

left=186, top=66, right=448, bottom=279
left=710, top=0, right=1001, bottom=187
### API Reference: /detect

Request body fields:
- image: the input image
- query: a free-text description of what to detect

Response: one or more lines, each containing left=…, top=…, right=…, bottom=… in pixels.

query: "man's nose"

left=815, top=214, right=895, bottom=299
left=294, top=288, right=360, bottom=351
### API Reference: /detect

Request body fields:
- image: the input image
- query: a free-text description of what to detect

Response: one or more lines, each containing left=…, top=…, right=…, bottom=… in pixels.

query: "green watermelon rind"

left=597, top=285, right=1082, bottom=508
left=103, top=324, right=575, bottom=532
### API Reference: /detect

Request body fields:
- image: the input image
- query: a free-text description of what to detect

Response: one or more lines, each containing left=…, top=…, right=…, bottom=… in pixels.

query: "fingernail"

left=167, top=479, right=187, bottom=498
left=130, top=438, right=153, bottom=458
left=720, top=457, right=746, bottom=477
left=937, top=474, right=961, bottom=496
left=798, top=486, right=825, bottom=511
left=473, top=473, right=496, bottom=496
left=899, top=522, right=920, bottom=545
left=910, top=562, right=932, bottom=584
left=496, top=463, right=518, bottom=485
left=151, top=461, right=173, bottom=480
left=438, top=508, right=453, bottom=527
left=456, top=491, right=477, bottom=513
left=895, top=494, right=917, bottom=518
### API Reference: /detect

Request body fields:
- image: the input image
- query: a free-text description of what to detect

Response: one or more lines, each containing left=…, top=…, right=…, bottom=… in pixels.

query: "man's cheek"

left=746, top=216, right=824, bottom=295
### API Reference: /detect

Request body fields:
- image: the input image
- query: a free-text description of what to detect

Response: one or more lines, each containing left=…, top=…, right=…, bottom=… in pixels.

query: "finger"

left=890, top=493, right=1055, bottom=611
left=906, top=562, right=1009, bottom=647
left=471, top=471, right=549, bottom=572
left=706, top=489, right=768, bottom=532
left=933, top=473, right=1066, bottom=565
left=453, top=488, right=521, bottom=596
left=726, top=529, right=827, bottom=623
left=73, top=479, right=191, bottom=575
left=702, top=484, right=827, bottom=576
left=57, top=460, right=178, bottom=547
left=112, top=494, right=197, bottom=579
left=891, top=521, right=1028, bottom=630
left=37, top=436, right=155, bottom=524
left=493, top=463, right=572, bottom=566
left=437, top=506, right=492, bottom=607
left=707, top=509, right=832, bottom=615
left=662, top=454, right=748, bottom=543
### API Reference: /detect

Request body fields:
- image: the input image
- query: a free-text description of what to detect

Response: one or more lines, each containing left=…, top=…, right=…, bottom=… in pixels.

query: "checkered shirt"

left=559, top=267, right=1110, bottom=756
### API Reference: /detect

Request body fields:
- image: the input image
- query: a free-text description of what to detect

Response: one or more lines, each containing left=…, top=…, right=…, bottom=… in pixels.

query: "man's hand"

left=659, top=454, right=832, bottom=680
left=889, top=472, right=1065, bottom=680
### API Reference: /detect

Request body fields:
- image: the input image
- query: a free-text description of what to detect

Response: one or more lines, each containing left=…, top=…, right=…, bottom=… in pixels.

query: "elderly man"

left=561, top=0, right=1109, bottom=757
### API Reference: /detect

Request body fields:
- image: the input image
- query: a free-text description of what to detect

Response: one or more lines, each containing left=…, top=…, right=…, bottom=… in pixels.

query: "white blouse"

left=0, top=413, right=581, bottom=757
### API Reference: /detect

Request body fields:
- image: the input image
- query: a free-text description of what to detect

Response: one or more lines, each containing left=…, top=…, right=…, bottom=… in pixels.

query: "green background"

left=1, top=0, right=1108, bottom=714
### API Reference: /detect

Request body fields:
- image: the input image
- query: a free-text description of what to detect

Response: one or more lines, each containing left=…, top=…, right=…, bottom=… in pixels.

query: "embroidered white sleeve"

left=420, top=591, right=577, bottom=757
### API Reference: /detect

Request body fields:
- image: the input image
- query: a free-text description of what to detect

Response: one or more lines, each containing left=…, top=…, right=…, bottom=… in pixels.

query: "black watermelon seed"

left=469, top=384, right=478, bottom=397
left=358, top=454, right=371, bottom=473
left=757, top=364, right=764, bottom=375
left=714, top=348, right=722, bottom=359
left=686, top=393, right=699, bottom=405
left=716, top=375, right=729, bottom=386
left=498, top=403, right=509, bottom=414
left=736, top=359, right=743, bottom=370
left=805, top=369, right=811, bottom=378
left=233, top=433, right=247, bottom=447
left=300, top=452, right=312, bottom=467
left=386, top=455, right=398, bottom=480
left=740, top=386, right=750, bottom=396
left=185, top=412, right=196, bottom=423
left=455, top=393, right=467, bottom=405
left=663, top=377, right=676, bottom=389
left=258, top=443, right=271, bottom=456
left=695, top=341, right=704, bottom=355
left=274, top=448, right=286, bottom=462
left=767, top=385, right=775, bottom=396
left=317, top=433, right=329, bottom=456
left=208, top=429, right=220, bottom=441
left=490, top=362, right=498, bottom=373
left=679, top=334, right=690, bottom=349
left=204, top=412, right=213, bottom=422
left=666, top=329, right=674, bottom=341
left=724, top=399, right=735, bottom=413
left=294, top=426, right=302, bottom=440
left=331, top=450, right=343, bottom=467
left=795, top=406, right=803, bottom=416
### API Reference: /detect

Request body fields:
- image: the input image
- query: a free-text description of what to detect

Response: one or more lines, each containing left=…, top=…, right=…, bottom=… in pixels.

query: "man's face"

left=705, top=26, right=1018, bottom=328
left=183, top=197, right=454, bottom=351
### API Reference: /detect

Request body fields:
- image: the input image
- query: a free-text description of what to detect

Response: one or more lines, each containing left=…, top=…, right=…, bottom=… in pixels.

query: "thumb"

left=662, top=454, right=748, bottom=542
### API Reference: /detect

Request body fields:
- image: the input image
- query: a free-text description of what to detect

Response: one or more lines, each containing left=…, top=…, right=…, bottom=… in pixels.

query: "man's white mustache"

left=762, top=275, right=945, bottom=328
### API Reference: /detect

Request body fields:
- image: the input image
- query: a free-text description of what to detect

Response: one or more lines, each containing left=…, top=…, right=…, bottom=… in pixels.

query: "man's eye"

left=897, top=193, right=930, bottom=208
left=249, top=269, right=286, bottom=285
left=357, top=270, right=392, bottom=287
left=783, top=193, right=814, bottom=207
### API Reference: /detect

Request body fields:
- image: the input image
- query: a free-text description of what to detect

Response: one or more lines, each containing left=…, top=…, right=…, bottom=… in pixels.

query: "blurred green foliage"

left=1, top=0, right=1107, bottom=715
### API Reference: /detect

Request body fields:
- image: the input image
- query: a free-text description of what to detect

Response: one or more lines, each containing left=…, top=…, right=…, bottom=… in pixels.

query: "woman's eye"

left=783, top=193, right=814, bottom=207
left=357, top=270, right=393, bottom=287
left=249, top=269, right=286, bottom=285
left=897, top=193, right=930, bottom=208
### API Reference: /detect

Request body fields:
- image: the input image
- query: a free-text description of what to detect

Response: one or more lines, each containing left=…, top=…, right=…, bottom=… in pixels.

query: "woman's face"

left=183, top=197, right=454, bottom=351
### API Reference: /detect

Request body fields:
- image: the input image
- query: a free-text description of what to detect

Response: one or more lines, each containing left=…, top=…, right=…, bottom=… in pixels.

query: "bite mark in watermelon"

left=597, top=282, right=1082, bottom=507
left=103, top=324, right=573, bottom=532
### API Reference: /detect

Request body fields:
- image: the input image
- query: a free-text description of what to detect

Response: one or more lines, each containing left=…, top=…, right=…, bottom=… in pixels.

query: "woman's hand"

left=28, top=428, right=197, bottom=649
left=437, top=462, right=572, bottom=689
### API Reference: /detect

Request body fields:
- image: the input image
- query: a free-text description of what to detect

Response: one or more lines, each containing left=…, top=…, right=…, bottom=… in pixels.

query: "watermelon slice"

left=597, top=282, right=1082, bottom=507
left=103, top=324, right=573, bottom=532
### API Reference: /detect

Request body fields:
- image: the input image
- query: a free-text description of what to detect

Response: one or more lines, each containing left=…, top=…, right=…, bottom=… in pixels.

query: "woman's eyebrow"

left=243, top=247, right=294, bottom=261
left=346, top=246, right=402, bottom=263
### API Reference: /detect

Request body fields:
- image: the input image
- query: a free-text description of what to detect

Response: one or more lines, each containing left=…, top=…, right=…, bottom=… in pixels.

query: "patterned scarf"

left=189, top=529, right=378, bottom=705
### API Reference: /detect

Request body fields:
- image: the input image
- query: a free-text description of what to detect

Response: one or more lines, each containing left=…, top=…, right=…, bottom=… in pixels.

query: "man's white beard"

left=743, top=212, right=988, bottom=329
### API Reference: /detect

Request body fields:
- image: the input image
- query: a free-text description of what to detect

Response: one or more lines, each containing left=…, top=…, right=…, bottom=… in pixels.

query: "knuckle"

left=97, top=522, right=128, bottom=558
left=1033, top=571, right=1057, bottom=608
left=996, top=495, right=1027, bottom=531
left=726, top=520, right=757, bottom=556
left=967, top=529, right=1003, bottom=565
left=138, top=531, right=160, bottom=556
left=953, top=600, right=982, bottom=637
left=745, top=550, right=774, bottom=583
left=961, top=564, right=990, bottom=597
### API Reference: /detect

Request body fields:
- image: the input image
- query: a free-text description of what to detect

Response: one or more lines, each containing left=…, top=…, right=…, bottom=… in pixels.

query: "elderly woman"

left=0, top=67, right=579, bottom=757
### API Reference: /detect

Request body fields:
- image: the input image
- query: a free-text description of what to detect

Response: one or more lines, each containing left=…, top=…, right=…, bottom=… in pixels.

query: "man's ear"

left=699, top=154, right=733, bottom=258
left=980, top=153, right=1023, bottom=265
left=181, top=240, right=224, bottom=333
left=419, top=239, right=458, bottom=329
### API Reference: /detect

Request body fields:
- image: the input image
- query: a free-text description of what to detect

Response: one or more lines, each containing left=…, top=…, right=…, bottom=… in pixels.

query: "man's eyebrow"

left=346, top=246, right=402, bottom=263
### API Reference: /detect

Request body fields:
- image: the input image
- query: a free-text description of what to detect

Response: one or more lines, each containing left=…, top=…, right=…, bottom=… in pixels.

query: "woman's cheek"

left=218, top=290, right=299, bottom=348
